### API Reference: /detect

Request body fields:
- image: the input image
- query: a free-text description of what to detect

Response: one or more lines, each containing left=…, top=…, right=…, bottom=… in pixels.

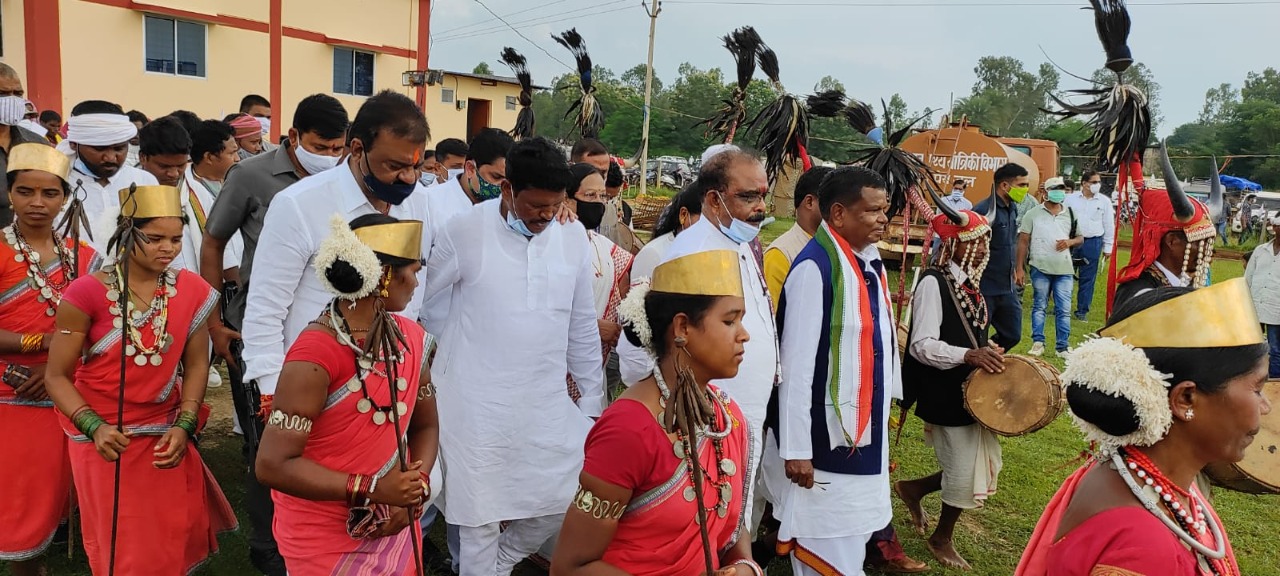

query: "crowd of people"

left=0, top=42, right=1270, bottom=576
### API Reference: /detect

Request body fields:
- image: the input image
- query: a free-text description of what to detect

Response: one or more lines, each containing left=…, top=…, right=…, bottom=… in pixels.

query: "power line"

left=470, top=0, right=578, bottom=70
left=665, top=0, right=1280, bottom=5
left=434, top=2, right=633, bottom=43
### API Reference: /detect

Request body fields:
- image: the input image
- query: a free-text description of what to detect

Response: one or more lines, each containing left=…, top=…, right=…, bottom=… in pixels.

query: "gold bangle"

left=573, top=485, right=626, bottom=520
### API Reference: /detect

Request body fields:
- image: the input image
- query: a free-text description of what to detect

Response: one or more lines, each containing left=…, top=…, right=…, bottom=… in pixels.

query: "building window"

left=144, top=15, right=206, bottom=77
left=441, top=88, right=455, bottom=104
left=333, top=47, right=374, bottom=96
left=505, top=96, right=517, bottom=111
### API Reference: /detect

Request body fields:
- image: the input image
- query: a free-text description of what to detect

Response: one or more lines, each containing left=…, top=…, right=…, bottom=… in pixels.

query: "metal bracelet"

left=267, top=409, right=314, bottom=434
left=730, top=559, right=764, bottom=576
left=572, top=485, right=626, bottom=520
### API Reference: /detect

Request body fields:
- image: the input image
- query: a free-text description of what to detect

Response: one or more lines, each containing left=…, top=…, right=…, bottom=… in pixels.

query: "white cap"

left=1044, top=176, right=1066, bottom=190
left=701, top=143, right=740, bottom=166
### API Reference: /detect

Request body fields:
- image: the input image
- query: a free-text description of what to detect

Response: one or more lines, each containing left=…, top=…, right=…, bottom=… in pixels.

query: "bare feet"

left=894, top=481, right=929, bottom=534
left=926, top=537, right=972, bottom=571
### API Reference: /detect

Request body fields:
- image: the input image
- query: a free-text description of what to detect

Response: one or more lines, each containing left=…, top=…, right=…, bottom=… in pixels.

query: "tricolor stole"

left=814, top=225, right=892, bottom=447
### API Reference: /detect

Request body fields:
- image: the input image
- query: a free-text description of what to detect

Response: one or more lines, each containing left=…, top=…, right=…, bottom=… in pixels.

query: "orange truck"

left=878, top=119, right=1060, bottom=260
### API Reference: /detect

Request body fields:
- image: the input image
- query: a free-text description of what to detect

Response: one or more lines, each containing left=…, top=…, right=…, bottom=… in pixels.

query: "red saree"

left=58, top=269, right=237, bottom=575
left=272, top=315, right=430, bottom=576
left=582, top=387, right=748, bottom=576
left=0, top=236, right=97, bottom=561
left=1016, top=463, right=1240, bottom=576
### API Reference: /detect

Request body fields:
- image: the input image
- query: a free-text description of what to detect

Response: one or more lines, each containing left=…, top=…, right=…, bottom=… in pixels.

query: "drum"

left=1205, top=381, right=1280, bottom=494
left=963, top=355, right=1063, bottom=437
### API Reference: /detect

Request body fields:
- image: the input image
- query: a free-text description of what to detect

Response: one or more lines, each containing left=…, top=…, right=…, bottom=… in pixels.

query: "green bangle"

left=75, top=409, right=106, bottom=438
left=172, top=410, right=199, bottom=437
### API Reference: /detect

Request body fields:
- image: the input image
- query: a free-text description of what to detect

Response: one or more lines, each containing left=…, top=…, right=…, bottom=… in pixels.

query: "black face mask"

left=577, top=201, right=606, bottom=231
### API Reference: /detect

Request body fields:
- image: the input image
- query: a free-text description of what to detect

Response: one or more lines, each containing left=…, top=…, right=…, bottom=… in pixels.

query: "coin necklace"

left=327, top=299, right=407, bottom=427
left=4, top=225, right=75, bottom=317
left=106, top=265, right=177, bottom=367
left=654, top=369, right=738, bottom=520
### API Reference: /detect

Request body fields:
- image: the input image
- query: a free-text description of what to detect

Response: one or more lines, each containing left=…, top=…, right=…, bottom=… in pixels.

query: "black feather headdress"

left=805, top=89, right=847, bottom=120
left=500, top=47, right=536, bottom=139
left=846, top=100, right=942, bottom=220
left=552, top=28, right=603, bottom=140
left=743, top=37, right=809, bottom=187
left=697, top=26, right=762, bottom=144
left=1043, top=0, right=1149, bottom=169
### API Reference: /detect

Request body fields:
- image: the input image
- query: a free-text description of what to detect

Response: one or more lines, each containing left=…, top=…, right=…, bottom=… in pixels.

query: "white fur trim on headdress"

left=66, top=113, right=138, bottom=147
left=314, top=214, right=383, bottom=300
left=1061, top=336, right=1174, bottom=455
left=618, top=278, right=654, bottom=354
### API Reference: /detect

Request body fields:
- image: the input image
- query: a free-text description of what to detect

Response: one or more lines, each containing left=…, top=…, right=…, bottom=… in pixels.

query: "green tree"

left=1242, top=68, right=1280, bottom=104
left=473, top=62, right=492, bottom=75
left=620, top=64, right=661, bottom=96
left=954, top=56, right=1059, bottom=137
left=1199, top=83, right=1239, bottom=125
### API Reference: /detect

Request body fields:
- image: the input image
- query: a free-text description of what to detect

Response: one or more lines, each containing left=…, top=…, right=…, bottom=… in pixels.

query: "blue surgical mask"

left=361, top=156, right=416, bottom=206
left=419, top=171, right=438, bottom=186
left=472, top=171, right=503, bottom=201
left=505, top=197, right=535, bottom=238
left=715, top=192, right=761, bottom=244
left=1047, top=190, right=1067, bottom=204
left=951, top=188, right=965, bottom=197
left=447, top=168, right=465, bottom=182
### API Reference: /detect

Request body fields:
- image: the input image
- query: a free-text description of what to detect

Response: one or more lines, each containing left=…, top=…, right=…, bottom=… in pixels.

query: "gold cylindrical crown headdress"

left=651, top=250, right=743, bottom=297
left=353, top=220, right=423, bottom=261
left=1101, top=278, right=1264, bottom=348
left=8, top=143, right=72, bottom=183
left=118, top=185, right=183, bottom=219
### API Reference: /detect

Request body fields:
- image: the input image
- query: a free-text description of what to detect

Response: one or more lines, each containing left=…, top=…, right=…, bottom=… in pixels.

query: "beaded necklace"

left=326, top=300, right=408, bottom=427
left=3, top=225, right=75, bottom=317
left=105, top=266, right=177, bottom=367
left=654, top=369, right=738, bottom=520
left=1113, top=448, right=1236, bottom=576
left=940, top=264, right=988, bottom=332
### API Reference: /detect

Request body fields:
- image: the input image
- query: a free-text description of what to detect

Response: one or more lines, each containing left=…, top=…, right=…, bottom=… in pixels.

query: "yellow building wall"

left=277, top=36, right=416, bottom=135
left=58, top=0, right=269, bottom=120
left=282, top=0, right=421, bottom=51
left=423, top=76, right=521, bottom=143
left=138, top=0, right=268, bottom=22
left=1, top=0, right=28, bottom=86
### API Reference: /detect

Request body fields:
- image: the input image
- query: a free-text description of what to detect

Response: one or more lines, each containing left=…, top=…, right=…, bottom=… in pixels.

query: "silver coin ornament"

left=356, top=398, right=372, bottom=414
left=372, top=411, right=387, bottom=426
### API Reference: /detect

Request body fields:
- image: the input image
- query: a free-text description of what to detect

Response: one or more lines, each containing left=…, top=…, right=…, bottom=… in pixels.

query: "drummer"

left=896, top=206, right=1005, bottom=571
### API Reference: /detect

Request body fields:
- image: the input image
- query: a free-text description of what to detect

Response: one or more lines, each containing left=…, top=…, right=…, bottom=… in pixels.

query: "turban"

left=228, top=114, right=263, bottom=139
left=66, top=113, right=137, bottom=147
left=932, top=210, right=991, bottom=243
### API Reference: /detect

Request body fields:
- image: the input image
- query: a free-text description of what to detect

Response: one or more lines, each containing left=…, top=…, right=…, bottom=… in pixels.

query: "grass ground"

left=9, top=219, right=1278, bottom=576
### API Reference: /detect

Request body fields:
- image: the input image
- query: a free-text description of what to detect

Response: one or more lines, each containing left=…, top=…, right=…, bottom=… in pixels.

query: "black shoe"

left=249, top=547, right=288, bottom=576
left=421, top=537, right=455, bottom=575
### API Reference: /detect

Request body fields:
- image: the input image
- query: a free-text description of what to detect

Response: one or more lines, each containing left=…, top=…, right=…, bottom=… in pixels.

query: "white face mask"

left=447, top=168, right=464, bottom=182
left=257, top=116, right=272, bottom=136
left=0, top=96, right=26, bottom=126
left=419, top=172, right=438, bottom=186
left=294, top=143, right=341, bottom=175
left=126, top=144, right=140, bottom=167
left=1089, top=183, right=1102, bottom=195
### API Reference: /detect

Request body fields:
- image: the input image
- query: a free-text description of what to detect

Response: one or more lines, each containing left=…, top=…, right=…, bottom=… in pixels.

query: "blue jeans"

left=984, top=291, right=1023, bottom=351
left=1267, top=325, right=1280, bottom=379
left=1031, top=267, right=1074, bottom=352
left=1072, top=237, right=1104, bottom=317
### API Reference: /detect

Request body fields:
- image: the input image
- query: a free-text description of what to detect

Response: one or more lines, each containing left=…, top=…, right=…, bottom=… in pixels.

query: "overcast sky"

left=427, top=0, right=1280, bottom=137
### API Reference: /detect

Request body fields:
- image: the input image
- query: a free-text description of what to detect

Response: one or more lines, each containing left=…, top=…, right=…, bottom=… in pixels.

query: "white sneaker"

left=1028, top=342, right=1045, bottom=356
left=207, top=366, right=223, bottom=388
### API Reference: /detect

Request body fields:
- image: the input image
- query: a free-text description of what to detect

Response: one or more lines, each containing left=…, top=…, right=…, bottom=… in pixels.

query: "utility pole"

left=639, top=0, right=661, bottom=197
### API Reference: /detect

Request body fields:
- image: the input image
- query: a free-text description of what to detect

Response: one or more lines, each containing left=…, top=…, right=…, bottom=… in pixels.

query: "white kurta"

left=617, top=231, right=677, bottom=385
left=425, top=199, right=604, bottom=527
left=241, top=165, right=430, bottom=395
left=174, top=165, right=243, bottom=276
left=587, top=231, right=619, bottom=317
left=418, top=177, right=474, bottom=333
left=770, top=244, right=896, bottom=541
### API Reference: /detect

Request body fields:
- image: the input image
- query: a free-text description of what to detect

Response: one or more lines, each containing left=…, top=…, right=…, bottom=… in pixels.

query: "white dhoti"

left=787, top=533, right=873, bottom=576
left=458, top=514, right=564, bottom=576
left=925, top=423, right=1003, bottom=510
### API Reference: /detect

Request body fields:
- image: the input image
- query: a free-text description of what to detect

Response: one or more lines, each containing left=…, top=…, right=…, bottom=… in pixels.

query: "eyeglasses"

left=724, top=190, right=767, bottom=204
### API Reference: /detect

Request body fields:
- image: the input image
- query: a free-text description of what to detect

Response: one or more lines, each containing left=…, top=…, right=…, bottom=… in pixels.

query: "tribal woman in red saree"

left=1016, top=281, right=1268, bottom=576
left=45, top=185, right=237, bottom=575
left=0, top=144, right=99, bottom=575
